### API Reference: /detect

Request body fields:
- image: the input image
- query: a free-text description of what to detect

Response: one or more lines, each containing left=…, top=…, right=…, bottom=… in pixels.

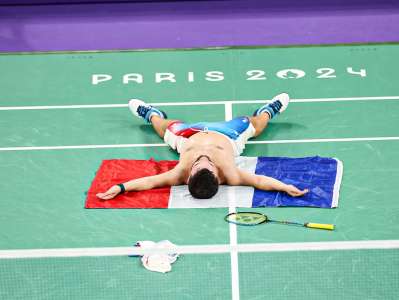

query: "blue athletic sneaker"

left=253, top=93, right=290, bottom=119
left=128, top=99, right=167, bottom=123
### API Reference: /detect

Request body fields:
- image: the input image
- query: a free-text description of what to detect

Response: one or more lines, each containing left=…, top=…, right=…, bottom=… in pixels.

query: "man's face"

left=190, top=155, right=219, bottom=179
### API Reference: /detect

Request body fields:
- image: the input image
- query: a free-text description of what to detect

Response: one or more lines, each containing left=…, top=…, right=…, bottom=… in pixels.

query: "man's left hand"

left=284, top=185, right=309, bottom=197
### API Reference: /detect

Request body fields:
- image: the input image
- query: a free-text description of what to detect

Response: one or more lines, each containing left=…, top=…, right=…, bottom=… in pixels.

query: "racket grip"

left=305, top=223, right=335, bottom=230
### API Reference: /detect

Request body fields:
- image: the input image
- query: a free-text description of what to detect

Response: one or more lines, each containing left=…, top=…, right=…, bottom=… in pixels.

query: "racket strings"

left=226, top=212, right=267, bottom=225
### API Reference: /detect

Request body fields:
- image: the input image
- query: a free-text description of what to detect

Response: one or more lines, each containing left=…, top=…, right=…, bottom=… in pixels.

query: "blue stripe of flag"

left=252, top=156, right=339, bottom=208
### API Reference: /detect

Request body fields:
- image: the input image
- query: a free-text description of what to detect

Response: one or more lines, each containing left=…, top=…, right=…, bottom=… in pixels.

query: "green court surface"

left=1, top=44, right=399, bottom=299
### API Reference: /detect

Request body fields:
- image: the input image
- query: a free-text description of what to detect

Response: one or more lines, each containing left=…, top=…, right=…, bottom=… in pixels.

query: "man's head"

left=188, top=155, right=219, bottom=199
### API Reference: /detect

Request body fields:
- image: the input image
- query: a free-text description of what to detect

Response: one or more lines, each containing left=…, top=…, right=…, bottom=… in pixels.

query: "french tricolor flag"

left=85, top=156, right=343, bottom=209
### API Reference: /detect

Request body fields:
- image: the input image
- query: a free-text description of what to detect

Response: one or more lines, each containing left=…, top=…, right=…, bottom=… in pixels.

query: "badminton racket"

left=225, top=211, right=334, bottom=230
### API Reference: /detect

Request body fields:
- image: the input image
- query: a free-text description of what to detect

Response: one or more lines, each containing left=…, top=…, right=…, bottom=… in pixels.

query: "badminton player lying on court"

left=96, top=93, right=308, bottom=200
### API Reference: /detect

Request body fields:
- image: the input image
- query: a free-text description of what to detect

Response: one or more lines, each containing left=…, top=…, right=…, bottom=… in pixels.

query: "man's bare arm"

left=96, top=168, right=185, bottom=200
left=231, top=169, right=308, bottom=197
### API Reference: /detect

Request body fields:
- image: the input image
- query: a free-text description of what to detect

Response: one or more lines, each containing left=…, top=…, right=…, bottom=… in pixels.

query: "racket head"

left=224, top=212, right=268, bottom=226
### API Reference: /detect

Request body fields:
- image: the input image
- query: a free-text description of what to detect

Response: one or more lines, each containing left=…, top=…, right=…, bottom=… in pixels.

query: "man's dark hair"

left=188, top=168, right=219, bottom=199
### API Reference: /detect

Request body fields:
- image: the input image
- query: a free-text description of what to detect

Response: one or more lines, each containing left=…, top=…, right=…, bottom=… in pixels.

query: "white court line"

left=225, top=102, right=240, bottom=300
left=1, top=240, right=398, bottom=259
left=1, top=96, right=399, bottom=111
left=1, top=136, right=399, bottom=152
left=0, top=143, right=168, bottom=151
left=247, top=136, right=399, bottom=144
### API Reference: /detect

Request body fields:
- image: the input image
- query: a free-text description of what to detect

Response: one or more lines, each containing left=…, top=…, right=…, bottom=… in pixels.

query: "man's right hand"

left=96, top=185, right=122, bottom=200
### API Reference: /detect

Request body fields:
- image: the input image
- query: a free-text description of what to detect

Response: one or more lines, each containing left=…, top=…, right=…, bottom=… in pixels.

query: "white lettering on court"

left=123, top=73, right=144, bottom=84
left=206, top=71, right=224, bottom=81
left=92, top=74, right=112, bottom=85
left=188, top=71, right=195, bottom=82
left=155, top=73, right=176, bottom=83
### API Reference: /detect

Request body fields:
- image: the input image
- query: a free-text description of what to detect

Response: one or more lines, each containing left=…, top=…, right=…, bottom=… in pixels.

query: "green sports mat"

left=1, top=44, right=398, bottom=300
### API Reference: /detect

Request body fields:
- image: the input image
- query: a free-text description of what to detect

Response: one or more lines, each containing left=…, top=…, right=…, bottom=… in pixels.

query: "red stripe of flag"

left=85, top=159, right=178, bottom=209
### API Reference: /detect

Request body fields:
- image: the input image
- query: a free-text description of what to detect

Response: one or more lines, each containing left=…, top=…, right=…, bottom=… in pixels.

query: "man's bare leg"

left=249, top=93, right=290, bottom=137
left=248, top=113, right=270, bottom=137
left=150, top=115, right=177, bottom=138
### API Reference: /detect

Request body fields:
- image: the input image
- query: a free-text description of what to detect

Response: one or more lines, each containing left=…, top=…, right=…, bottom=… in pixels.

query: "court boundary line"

left=1, top=47, right=226, bottom=56
left=1, top=136, right=399, bottom=152
left=1, top=96, right=399, bottom=111
left=1, top=240, right=398, bottom=259
left=2, top=41, right=398, bottom=56
left=225, top=102, right=240, bottom=300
